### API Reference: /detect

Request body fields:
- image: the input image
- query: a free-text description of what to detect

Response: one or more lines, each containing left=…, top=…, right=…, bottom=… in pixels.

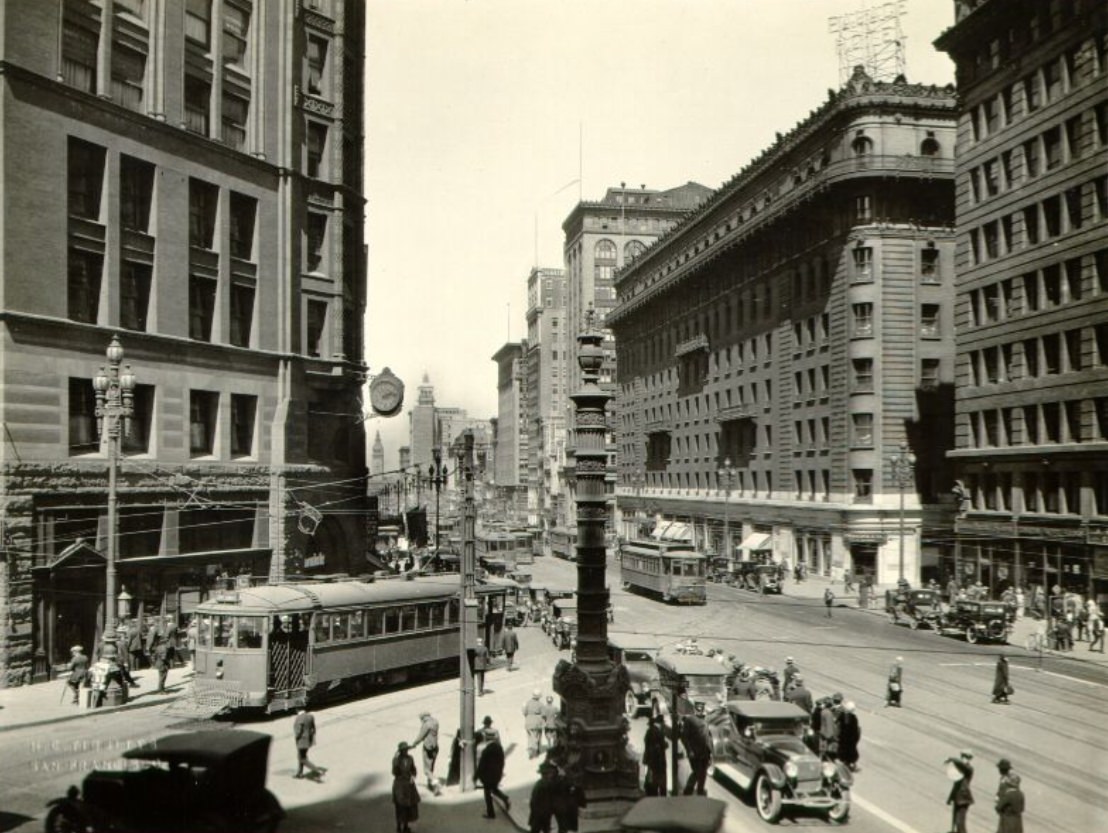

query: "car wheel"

left=45, top=805, right=88, bottom=833
left=827, top=789, right=851, bottom=823
left=754, top=773, right=783, bottom=823
left=965, top=626, right=978, bottom=644
left=625, top=690, right=640, bottom=719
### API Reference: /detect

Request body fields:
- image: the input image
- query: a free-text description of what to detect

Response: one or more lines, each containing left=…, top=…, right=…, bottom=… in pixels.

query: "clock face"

left=369, top=371, right=404, bottom=416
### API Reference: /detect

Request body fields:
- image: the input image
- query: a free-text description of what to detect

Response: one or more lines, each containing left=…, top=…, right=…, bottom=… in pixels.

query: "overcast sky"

left=364, top=0, right=957, bottom=468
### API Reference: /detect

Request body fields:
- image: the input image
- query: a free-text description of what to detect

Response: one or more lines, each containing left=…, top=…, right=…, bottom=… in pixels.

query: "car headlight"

left=784, top=761, right=799, bottom=779
left=822, top=761, right=837, bottom=779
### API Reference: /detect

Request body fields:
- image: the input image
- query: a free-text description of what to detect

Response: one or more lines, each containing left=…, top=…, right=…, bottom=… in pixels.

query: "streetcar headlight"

left=784, top=761, right=799, bottom=780
left=822, top=761, right=837, bottom=780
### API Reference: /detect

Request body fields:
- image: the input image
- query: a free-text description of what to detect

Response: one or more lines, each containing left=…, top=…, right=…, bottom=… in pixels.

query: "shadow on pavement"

left=0, top=812, right=34, bottom=833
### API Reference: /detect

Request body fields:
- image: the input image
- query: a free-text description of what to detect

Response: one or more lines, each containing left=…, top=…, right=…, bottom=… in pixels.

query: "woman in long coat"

left=642, top=715, right=668, bottom=796
left=838, top=701, right=862, bottom=771
left=391, top=742, right=420, bottom=833
left=476, top=734, right=509, bottom=819
left=992, top=655, right=1011, bottom=704
left=995, top=773, right=1025, bottom=833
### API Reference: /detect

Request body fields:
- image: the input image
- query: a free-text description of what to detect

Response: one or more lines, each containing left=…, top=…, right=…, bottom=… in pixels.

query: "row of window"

left=850, top=303, right=943, bottom=339
left=964, top=398, right=1108, bottom=449
left=961, top=470, right=1108, bottom=517
left=969, top=175, right=1108, bottom=264
left=966, top=249, right=1108, bottom=326
left=965, top=325, right=1108, bottom=387
left=621, top=556, right=705, bottom=577
left=68, top=379, right=258, bottom=458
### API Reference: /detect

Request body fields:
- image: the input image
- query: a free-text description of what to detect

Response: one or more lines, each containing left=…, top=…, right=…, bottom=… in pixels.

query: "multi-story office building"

left=492, top=341, right=529, bottom=521
left=0, top=0, right=367, bottom=685
left=408, top=373, right=437, bottom=468
left=936, top=0, right=1108, bottom=601
left=556, top=183, right=711, bottom=554
left=371, top=430, right=385, bottom=477
left=609, top=67, right=959, bottom=585
left=525, top=267, right=566, bottom=535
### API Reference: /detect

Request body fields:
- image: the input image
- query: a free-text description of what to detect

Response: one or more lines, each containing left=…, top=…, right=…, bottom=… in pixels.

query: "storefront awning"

left=740, top=533, right=772, bottom=552
left=651, top=521, right=692, bottom=542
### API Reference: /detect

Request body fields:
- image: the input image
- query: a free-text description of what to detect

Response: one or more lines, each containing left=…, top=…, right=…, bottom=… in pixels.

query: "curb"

left=0, top=690, right=184, bottom=734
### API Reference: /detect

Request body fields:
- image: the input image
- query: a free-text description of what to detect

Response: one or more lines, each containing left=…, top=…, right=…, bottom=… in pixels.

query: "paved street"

left=1, top=556, right=1104, bottom=833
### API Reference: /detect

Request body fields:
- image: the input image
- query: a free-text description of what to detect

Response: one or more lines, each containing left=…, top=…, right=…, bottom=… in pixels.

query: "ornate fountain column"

left=552, top=317, right=641, bottom=821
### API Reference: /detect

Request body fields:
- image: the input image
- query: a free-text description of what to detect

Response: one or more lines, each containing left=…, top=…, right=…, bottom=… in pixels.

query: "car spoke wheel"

left=625, top=691, right=640, bottom=719
left=45, top=805, right=87, bottom=833
left=965, top=626, right=978, bottom=644
left=828, top=789, right=851, bottom=823
left=754, top=773, right=783, bottom=823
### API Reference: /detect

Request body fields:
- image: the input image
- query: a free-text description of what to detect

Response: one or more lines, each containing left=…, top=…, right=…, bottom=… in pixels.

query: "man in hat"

left=293, top=707, right=325, bottom=779
left=502, top=621, right=520, bottom=671
left=541, top=695, right=560, bottom=751
left=88, top=641, right=127, bottom=708
left=475, top=718, right=509, bottom=819
left=782, top=657, right=799, bottom=691
left=680, top=702, right=712, bottom=796
left=945, top=749, right=975, bottom=833
left=818, top=695, right=842, bottom=761
left=642, top=714, right=668, bottom=796
left=472, top=637, right=490, bottom=696
left=992, top=654, right=1011, bottom=704
left=529, top=762, right=560, bottom=833
left=994, top=759, right=1024, bottom=833
left=783, top=673, right=813, bottom=714
left=411, top=710, right=441, bottom=793
left=886, top=657, right=904, bottom=707
left=391, top=741, right=419, bottom=833
left=66, top=645, right=89, bottom=705
left=524, top=689, right=545, bottom=759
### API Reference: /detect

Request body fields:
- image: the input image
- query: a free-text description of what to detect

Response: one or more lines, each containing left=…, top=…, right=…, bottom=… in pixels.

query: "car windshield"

left=625, top=650, right=654, bottom=663
left=686, top=675, right=725, bottom=699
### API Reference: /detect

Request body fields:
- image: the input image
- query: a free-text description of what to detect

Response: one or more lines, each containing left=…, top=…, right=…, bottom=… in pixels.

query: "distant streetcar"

left=620, top=539, right=707, bottom=604
left=189, top=575, right=508, bottom=714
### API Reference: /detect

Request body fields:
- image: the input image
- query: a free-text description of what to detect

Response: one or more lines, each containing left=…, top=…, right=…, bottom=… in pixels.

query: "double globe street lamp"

left=717, top=457, right=738, bottom=571
left=427, top=446, right=448, bottom=558
left=890, top=442, right=916, bottom=583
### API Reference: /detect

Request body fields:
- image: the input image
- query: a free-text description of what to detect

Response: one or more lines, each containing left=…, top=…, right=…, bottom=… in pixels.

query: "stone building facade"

left=0, top=0, right=368, bottom=685
left=609, top=68, right=960, bottom=586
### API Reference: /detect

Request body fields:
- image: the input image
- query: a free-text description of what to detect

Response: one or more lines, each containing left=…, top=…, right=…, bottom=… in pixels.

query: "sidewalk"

left=781, top=572, right=1108, bottom=668
left=0, top=664, right=195, bottom=733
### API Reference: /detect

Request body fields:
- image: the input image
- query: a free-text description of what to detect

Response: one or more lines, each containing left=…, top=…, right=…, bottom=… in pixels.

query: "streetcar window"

left=366, top=609, right=383, bottom=636
left=313, top=614, right=331, bottom=644
left=415, top=604, right=430, bottom=630
left=213, top=616, right=235, bottom=648
left=448, top=598, right=459, bottom=624
left=332, top=613, right=349, bottom=641
left=431, top=602, right=446, bottom=628
left=238, top=617, right=264, bottom=649
left=198, top=615, right=212, bottom=649
left=399, top=605, right=416, bottom=632
left=384, top=606, right=400, bottom=633
left=348, top=609, right=365, bottom=639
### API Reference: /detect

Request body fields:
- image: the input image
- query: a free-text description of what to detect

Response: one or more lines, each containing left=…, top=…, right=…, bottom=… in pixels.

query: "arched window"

left=624, top=239, right=646, bottom=262
left=595, top=239, right=617, bottom=261
left=595, top=239, right=617, bottom=283
left=921, top=137, right=941, bottom=157
left=851, top=135, right=873, bottom=156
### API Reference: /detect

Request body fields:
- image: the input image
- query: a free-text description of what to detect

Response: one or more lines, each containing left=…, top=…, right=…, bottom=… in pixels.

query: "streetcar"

left=619, top=539, right=707, bottom=604
left=188, top=574, right=509, bottom=714
left=477, top=530, right=522, bottom=570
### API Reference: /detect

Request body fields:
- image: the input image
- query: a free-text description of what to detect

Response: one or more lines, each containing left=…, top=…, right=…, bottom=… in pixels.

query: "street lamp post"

left=890, top=443, right=916, bottom=583
left=93, top=335, right=135, bottom=640
left=717, top=457, right=737, bottom=572
left=427, top=447, right=448, bottom=558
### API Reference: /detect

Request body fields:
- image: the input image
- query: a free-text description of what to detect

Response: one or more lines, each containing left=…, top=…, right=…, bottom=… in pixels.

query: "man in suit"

left=411, top=710, right=441, bottom=793
left=945, top=749, right=974, bottom=833
left=680, top=702, right=712, bottom=796
left=293, top=707, right=326, bottom=779
left=473, top=637, right=490, bottom=696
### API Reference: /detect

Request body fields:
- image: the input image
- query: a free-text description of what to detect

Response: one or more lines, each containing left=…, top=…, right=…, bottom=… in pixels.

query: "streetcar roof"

left=193, top=575, right=491, bottom=613
left=723, top=701, right=809, bottom=721
left=655, top=649, right=729, bottom=676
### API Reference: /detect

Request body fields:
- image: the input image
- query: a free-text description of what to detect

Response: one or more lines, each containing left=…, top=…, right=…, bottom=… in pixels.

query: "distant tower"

left=399, top=446, right=411, bottom=471
left=409, top=373, right=436, bottom=468
left=828, top=0, right=907, bottom=85
left=371, top=431, right=385, bottom=476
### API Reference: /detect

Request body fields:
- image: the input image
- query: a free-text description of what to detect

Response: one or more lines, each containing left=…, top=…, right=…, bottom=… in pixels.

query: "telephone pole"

left=458, top=431, right=477, bottom=791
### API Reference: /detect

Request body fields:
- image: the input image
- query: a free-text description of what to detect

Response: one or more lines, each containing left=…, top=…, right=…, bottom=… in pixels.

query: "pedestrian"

left=552, top=770, right=585, bottom=833
left=680, top=702, right=712, bottom=796
left=945, top=749, right=974, bottom=833
left=127, top=622, right=145, bottom=671
left=88, top=641, right=127, bottom=708
left=838, top=701, right=861, bottom=772
left=411, top=710, right=441, bottom=793
left=752, top=669, right=776, bottom=700
left=528, top=762, right=560, bottom=833
left=473, top=637, right=490, bottom=696
left=782, top=657, right=799, bottom=691
left=524, top=689, right=545, bottom=759
left=391, top=741, right=420, bottom=833
left=886, top=657, right=904, bottom=707
left=642, top=714, right=668, bottom=797
left=502, top=621, right=520, bottom=671
left=475, top=722, right=510, bottom=819
left=994, top=759, right=1024, bottom=833
left=843, top=568, right=854, bottom=593
left=1015, top=587, right=1026, bottom=620
left=152, top=636, right=175, bottom=694
left=1089, top=608, right=1105, bottom=652
left=185, top=616, right=198, bottom=666
left=541, top=695, right=560, bottom=750
left=783, top=674, right=813, bottom=714
left=66, top=645, right=89, bottom=705
left=991, top=655, right=1012, bottom=704
left=730, top=666, right=755, bottom=700
left=293, top=707, right=325, bottom=779
left=818, top=695, right=841, bottom=761
left=824, top=586, right=835, bottom=618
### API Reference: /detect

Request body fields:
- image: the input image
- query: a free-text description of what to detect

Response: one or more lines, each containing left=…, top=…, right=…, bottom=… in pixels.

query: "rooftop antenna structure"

left=828, top=0, right=907, bottom=86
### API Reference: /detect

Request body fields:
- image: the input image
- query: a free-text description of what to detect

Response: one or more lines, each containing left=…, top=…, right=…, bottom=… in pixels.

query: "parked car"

left=735, top=563, right=782, bottom=594
left=45, top=730, right=283, bottom=833
left=885, top=588, right=944, bottom=630
left=620, top=796, right=727, bottom=833
left=608, top=632, right=664, bottom=718
left=654, top=645, right=732, bottom=721
left=941, top=599, right=1013, bottom=644
left=706, top=701, right=852, bottom=824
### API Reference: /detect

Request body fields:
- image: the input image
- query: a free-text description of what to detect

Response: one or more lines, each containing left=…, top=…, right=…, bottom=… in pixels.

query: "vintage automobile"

left=608, top=631, right=664, bottom=718
left=734, top=563, right=782, bottom=594
left=885, top=588, right=944, bottom=630
left=706, top=558, right=733, bottom=584
left=551, top=597, right=578, bottom=650
left=654, top=645, right=732, bottom=721
left=941, top=599, right=1013, bottom=644
left=706, top=701, right=852, bottom=824
left=45, top=730, right=284, bottom=833
left=620, top=796, right=727, bottom=833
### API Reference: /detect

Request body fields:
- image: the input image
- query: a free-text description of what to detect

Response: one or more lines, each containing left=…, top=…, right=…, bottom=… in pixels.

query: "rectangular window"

left=111, top=44, right=145, bottom=112
left=1064, top=328, right=1083, bottom=372
left=852, top=246, right=873, bottom=281
left=185, top=0, right=211, bottom=46
left=1064, top=400, right=1081, bottom=442
left=120, top=262, right=152, bottom=332
left=1043, top=263, right=1061, bottom=306
left=1064, top=186, right=1083, bottom=231
left=307, top=35, right=328, bottom=96
left=68, top=138, right=105, bottom=220
left=222, top=91, right=248, bottom=151
left=189, top=389, right=219, bottom=456
left=222, top=2, right=249, bottom=65
left=855, top=195, right=872, bottom=222
left=984, top=160, right=999, bottom=196
left=983, top=221, right=999, bottom=259
left=983, top=410, right=999, bottom=446
left=229, top=192, right=256, bottom=259
left=1043, top=195, right=1062, bottom=238
left=229, top=283, right=254, bottom=348
left=1023, top=138, right=1040, bottom=177
left=920, top=304, right=941, bottom=337
left=851, top=302, right=873, bottom=337
left=1065, top=115, right=1083, bottom=160
left=1023, top=339, right=1040, bottom=377
left=1024, top=405, right=1040, bottom=444
left=184, top=74, right=210, bottom=135
left=306, top=299, right=328, bottom=358
left=852, top=469, right=873, bottom=503
left=306, top=212, right=326, bottom=272
left=1024, top=206, right=1040, bottom=245
left=921, top=358, right=940, bottom=390
left=62, top=15, right=98, bottom=92
left=852, top=413, right=874, bottom=447
left=189, top=276, right=217, bottom=341
left=852, top=358, right=873, bottom=392
left=921, top=247, right=939, bottom=282
left=231, top=394, right=256, bottom=457
left=68, top=378, right=97, bottom=455
left=120, top=156, right=154, bottom=232
left=68, top=249, right=102, bottom=324
left=189, top=178, right=218, bottom=248
left=1023, top=73, right=1040, bottom=112
left=307, top=122, right=327, bottom=178
left=1044, top=126, right=1063, bottom=170
left=1042, top=333, right=1061, bottom=375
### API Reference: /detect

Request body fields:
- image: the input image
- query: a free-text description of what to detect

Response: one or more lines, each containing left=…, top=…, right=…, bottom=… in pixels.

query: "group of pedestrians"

left=522, top=689, right=561, bottom=759
left=945, top=750, right=1025, bottom=833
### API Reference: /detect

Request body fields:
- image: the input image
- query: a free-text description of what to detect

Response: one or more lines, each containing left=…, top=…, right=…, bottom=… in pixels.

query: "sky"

left=364, top=0, right=957, bottom=468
